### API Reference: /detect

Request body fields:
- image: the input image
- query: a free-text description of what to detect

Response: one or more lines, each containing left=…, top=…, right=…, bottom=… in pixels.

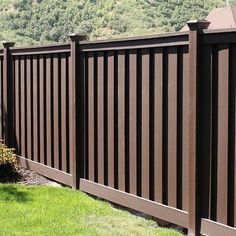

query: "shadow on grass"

left=0, top=185, right=31, bottom=203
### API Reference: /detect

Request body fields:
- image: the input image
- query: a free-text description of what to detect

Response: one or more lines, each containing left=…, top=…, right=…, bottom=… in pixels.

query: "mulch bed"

left=0, top=166, right=61, bottom=186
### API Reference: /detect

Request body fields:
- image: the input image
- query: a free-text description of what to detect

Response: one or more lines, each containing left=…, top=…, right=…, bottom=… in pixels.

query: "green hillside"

left=0, top=0, right=226, bottom=46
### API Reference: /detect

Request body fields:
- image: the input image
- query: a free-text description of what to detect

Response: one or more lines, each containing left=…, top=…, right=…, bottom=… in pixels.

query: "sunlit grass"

left=0, top=184, right=183, bottom=236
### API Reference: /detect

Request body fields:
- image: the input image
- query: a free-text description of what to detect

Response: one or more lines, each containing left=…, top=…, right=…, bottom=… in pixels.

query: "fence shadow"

left=0, top=185, right=31, bottom=203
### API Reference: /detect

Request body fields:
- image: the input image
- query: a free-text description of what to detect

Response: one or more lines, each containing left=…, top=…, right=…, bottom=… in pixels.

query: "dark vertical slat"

left=61, top=54, right=67, bottom=172
left=53, top=54, right=59, bottom=169
left=182, top=46, right=189, bottom=211
left=234, top=47, right=236, bottom=227
left=39, top=55, right=45, bottom=164
left=68, top=54, right=73, bottom=174
left=15, top=57, right=20, bottom=153
left=129, top=50, right=137, bottom=195
left=66, top=54, right=70, bottom=173
left=0, top=58, right=3, bottom=139
left=1, top=57, right=3, bottom=140
left=199, top=45, right=212, bottom=219
left=33, top=56, right=38, bottom=162
left=88, top=53, right=95, bottom=181
left=118, top=51, right=125, bottom=191
left=26, top=56, right=32, bottom=160
left=141, top=49, right=150, bottom=199
left=216, top=45, right=229, bottom=225
left=154, top=48, right=163, bottom=203
left=46, top=55, right=52, bottom=167
left=0, top=58, right=2, bottom=139
left=176, top=48, right=183, bottom=210
left=235, top=44, right=236, bottom=227
left=167, top=47, right=178, bottom=208
left=210, top=46, right=218, bottom=221
left=107, top=51, right=115, bottom=188
left=97, top=52, right=105, bottom=185
left=1, top=57, right=3, bottom=139
left=20, top=57, right=26, bottom=157
left=228, top=45, right=236, bottom=227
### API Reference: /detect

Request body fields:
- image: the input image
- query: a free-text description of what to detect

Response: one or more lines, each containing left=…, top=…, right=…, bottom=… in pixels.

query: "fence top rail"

left=10, top=42, right=71, bottom=56
left=202, top=27, right=236, bottom=35
left=201, top=27, right=236, bottom=45
left=79, top=31, right=189, bottom=51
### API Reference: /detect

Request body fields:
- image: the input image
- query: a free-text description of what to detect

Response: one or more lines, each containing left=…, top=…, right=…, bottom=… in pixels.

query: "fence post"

left=69, top=34, right=87, bottom=189
left=3, top=42, right=15, bottom=147
left=187, top=20, right=210, bottom=236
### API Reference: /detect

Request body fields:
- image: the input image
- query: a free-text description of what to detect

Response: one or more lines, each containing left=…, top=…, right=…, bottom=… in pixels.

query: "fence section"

left=10, top=44, right=73, bottom=186
left=79, top=33, right=190, bottom=227
left=199, top=29, right=236, bottom=236
left=1, top=22, right=236, bottom=236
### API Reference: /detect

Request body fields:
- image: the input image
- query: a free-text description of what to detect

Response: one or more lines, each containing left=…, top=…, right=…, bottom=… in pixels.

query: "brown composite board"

left=61, top=53, right=67, bottom=172
left=68, top=54, right=75, bottom=176
left=129, top=50, right=137, bottom=195
left=118, top=51, right=125, bottom=191
left=201, top=218, right=236, bottom=236
left=80, top=178, right=188, bottom=228
left=46, top=55, right=52, bottom=167
left=199, top=45, right=212, bottom=219
left=154, top=48, right=163, bottom=203
left=0, top=57, right=2, bottom=139
left=33, top=55, right=38, bottom=162
left=20, top=57, right=26, bottom=158
left=216, top=45, right=229, bottom=225
left=14, top=57, right=20, bottom=153
left=167, top=47, right=178, bottom=208
left=181, top=46, right=189, bottom=211
left=53, top=55, right=59, bottom=170
left=233, top=46, right=236, bottom=228
left=26, top=56, right=32, bottom=160
left=107, top=51, right=115, bottom=188
left=87, top=52, right=95, bottom=181
left=39, top=55, right=45, bottom=165
left=228, top=44, right=236, bottom=227
left=18, top=156, right=73, bottom=186
left=141, top=49, right=150, bottom=199
left=97, top=52, right=105, bottom=185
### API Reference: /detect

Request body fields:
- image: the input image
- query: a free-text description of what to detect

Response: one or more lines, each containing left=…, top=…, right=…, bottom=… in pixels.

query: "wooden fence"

left=0, top=20, right=236, bottom=236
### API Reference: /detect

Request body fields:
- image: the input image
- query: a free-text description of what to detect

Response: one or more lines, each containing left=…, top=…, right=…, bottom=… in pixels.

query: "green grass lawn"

left=0, top=184, right=183, bottom=236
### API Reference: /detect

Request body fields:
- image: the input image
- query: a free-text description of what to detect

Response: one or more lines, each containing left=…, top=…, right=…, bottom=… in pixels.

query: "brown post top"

left=187, top=20, right=210, bottom=31
left=69, top=33, right=88, bottom=42
left=3, top=42, right=15, bottom=48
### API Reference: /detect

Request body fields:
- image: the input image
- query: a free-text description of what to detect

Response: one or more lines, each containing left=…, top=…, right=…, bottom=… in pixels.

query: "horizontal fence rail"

left=0, top=21, right=236, bottom=236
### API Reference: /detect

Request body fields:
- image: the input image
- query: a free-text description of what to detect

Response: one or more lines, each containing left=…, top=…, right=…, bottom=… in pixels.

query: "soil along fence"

left=0, top=20, right=236, bottom=235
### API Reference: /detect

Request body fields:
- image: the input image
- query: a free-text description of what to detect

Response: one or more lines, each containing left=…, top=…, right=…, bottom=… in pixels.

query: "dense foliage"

left=0, top=141, right=16, bottom=178
left=0, top=0, right=229, bottom=46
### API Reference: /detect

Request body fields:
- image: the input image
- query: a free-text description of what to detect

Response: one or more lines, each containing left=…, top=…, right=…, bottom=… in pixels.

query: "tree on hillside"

left=0, top=0, right=225, bottom=46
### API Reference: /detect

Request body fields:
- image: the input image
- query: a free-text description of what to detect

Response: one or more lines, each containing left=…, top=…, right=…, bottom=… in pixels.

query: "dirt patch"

left=0, top=166, right=62, bottom=187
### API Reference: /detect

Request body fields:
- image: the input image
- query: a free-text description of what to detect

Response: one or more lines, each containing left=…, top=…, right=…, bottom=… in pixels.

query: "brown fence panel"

left=10, top=44, right=73, bottom=186
left=199, top=29, right=236, bottom=236
left=80, top=32, right=190, bottom=227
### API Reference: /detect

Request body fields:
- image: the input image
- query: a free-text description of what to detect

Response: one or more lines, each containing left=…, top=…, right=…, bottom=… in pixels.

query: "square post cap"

left=69, top=33, right=88, bottom=42
left=3, top=42, right=15, bottom=48
left=187, top=20, right=210, bottom=31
